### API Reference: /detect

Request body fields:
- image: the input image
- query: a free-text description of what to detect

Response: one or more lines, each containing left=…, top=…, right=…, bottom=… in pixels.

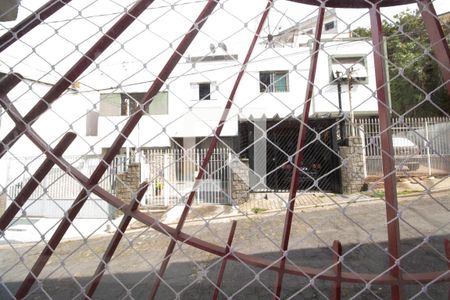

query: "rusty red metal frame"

left=84, top=182, right=149, bottom=299
left=0, top=74, right=75, bottom=231
left=5, top=1, right=218, bottom=298
left=148, top=2, right=273, bottom=299
left=212, top=220, right=237, bottom=300
left=0, top=132, right=75, bottom=231
left=446, top=240, right=450, bottom=299
left=417, top=0, right=450, bottom=94
left=0, top=72, right=22, bottom=93
left=331, top=240, right=342, bottom=300
left=0, top=0, right=157, bottom=160
left=369, top=5, right=402, bottom=300
left=2, top=0, right=450, bottom=298
left=273, top=7, right=325, bottom=299
left=1, top=95, right=448, bottom=289
left=0, top=0, right=73, bottom=52
left=286, top=0, right=415, bottom=9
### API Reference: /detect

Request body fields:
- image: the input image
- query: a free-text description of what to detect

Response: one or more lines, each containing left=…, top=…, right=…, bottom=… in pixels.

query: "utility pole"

left=335, top=71, right=345, bottom=143
left=347, top=67, right=355, bottom=136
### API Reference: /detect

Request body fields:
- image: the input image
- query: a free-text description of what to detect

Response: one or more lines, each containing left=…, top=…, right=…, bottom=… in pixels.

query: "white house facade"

left=0, top=5, right=382, bottom=216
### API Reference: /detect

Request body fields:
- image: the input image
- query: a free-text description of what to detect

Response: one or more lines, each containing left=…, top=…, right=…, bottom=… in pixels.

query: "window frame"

left=191, top=82, right=216, bottom=101
left=324, top=21, right=335, bottom=31
left=99, top=92, right=169, bottom=116
left=259, top=70, right=289, bottom=93
left=198, top=83, right=211, bottom=100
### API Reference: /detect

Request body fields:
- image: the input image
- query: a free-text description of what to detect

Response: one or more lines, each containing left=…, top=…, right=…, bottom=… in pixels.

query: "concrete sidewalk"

left=238, top=175, right=450, bottom=213
left=0, top=217, right=121, bottom=244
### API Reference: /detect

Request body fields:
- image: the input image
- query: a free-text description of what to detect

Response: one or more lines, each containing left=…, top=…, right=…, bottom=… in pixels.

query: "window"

left=147, top=92, right=168, bottom=115
left=259, top=71, right=289, bottom=93
left=330, top=56, right=368, bottom=83
left=199, top=83, right=211, bottom=100
left=324, top=21, right=335, bottom=31
left=99, top=92, right=168, bottom=116
left=0, top=1, right=19, bottom=21
left=121, top=93, right=141, bottom=115
left=191, top=82, right=214, bottom=100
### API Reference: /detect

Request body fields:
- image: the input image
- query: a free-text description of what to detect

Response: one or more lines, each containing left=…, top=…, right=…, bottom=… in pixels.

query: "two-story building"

left=1, top=7, right=380, bottom=214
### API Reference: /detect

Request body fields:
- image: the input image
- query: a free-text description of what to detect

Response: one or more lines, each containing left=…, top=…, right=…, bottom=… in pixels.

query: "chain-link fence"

left=0, top=0, right=449, bottom=299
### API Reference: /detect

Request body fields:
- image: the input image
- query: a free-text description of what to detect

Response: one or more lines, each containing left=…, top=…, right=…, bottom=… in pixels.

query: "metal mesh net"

left=0, top=0, right=449, bottom=299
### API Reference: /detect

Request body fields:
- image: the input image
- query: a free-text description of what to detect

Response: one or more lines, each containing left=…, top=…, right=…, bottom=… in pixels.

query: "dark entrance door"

left=264, top=118, right=341, bottom=193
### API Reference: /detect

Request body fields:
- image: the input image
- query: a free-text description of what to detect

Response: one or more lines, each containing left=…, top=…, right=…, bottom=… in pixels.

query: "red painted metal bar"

left=0, top=132, right=76, bottom=231
left=148, top=2, right=273, bottom=299
left=369, top=6, right=402, bottom=300
left=212, top=220, right=237, bottom=300
left=0, top=0, right=73, bottom=52
left=84, top=182, right=149, bottom=299
left=273, top=7, right=325, bottom=299
left=1, top=97, right=447, bottom=286
left=331, top=240, right=342, bottom=300
left=285, top=0, right=415, bottom=9
left=0, top=73, right=23, bottom=94
left=0, top=0, right=156, bottom=160
left=1, top=93, right=448, bottom=288
left=446, top=240, right=450, bottom=299
left=12, top=1, right=215, bottom=297
left=417, top=0, right=450, bottom=94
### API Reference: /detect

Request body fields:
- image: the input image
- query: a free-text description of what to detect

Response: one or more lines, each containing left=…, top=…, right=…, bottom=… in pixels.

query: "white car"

left=369, top=136, right=420, bottom=171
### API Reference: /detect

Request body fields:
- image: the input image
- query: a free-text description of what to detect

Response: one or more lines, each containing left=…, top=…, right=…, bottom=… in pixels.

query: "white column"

left=251, top=117, right=267, bottom=190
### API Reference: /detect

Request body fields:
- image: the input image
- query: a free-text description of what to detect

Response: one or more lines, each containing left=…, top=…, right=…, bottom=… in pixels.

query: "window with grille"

left=99, top=92, right=168, bottom=116
left=259, top=71, right=289, bottom=93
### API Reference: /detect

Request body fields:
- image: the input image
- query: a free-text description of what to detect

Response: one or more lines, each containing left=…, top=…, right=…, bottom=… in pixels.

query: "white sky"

left=3, top=0, right=449, bottom=42
left=0, top=0, right=449, bottom=87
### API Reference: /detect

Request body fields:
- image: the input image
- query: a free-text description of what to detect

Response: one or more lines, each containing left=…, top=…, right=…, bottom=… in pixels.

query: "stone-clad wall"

left=114, top=159, right=251, bottom=207
left=339, top=137, right=365, bottom=194
left=230, top=158, right=250, bottom=205
left=116, top=163, right=141, bottom=205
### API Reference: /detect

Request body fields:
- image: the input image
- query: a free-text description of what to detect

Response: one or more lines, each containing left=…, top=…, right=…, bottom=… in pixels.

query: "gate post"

left=339, top=136, right=365, bottom=194
left=230, top=156, right=250, bottom=206
left=163, top=152, right=170, bottom=207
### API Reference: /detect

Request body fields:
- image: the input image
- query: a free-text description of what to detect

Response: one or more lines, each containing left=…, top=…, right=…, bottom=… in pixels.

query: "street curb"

left=165, top=186, right=450, bottom=224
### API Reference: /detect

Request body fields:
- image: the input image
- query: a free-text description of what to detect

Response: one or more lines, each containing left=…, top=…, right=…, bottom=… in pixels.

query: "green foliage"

left=353, top=10, right=450, bottom=117
left=251, top=207, right=268, bottom=214
left=370, top=190, right=385, bottom=199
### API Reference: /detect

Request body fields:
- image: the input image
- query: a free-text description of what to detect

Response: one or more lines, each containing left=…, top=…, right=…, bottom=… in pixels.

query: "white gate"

left=141, top=148, right=231, bottom=206
left=356, top=117, right=450, bottom=176
left=5, top=156, right=117, bottom=218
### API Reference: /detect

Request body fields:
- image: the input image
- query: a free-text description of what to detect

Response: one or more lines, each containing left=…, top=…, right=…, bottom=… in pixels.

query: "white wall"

left=73, top=39, right=378, bottom=149
left=0, top=39, right=378, bottom=159
left=312, top=40, right=378, bottom=115
left=0, top=80, right=98, bottom=156
left=0, top=80, right=96, bottom=188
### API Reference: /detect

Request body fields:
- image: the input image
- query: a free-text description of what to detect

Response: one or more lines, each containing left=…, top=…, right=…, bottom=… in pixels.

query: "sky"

left=2, top=0, right=450, bottom=45
left=0, top=0, right=449, bottom=88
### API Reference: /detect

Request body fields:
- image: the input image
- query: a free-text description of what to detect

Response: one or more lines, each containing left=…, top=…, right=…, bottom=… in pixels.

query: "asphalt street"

left=1, top=191, right=449, bottom=299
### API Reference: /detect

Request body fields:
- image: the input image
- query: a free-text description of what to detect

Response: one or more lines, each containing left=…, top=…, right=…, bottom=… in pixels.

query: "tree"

left=353, top=10, right=450, bottom=117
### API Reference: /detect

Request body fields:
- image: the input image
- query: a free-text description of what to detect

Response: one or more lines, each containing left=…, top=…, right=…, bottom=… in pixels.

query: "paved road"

left=1, top=191, right=449, bottom=299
